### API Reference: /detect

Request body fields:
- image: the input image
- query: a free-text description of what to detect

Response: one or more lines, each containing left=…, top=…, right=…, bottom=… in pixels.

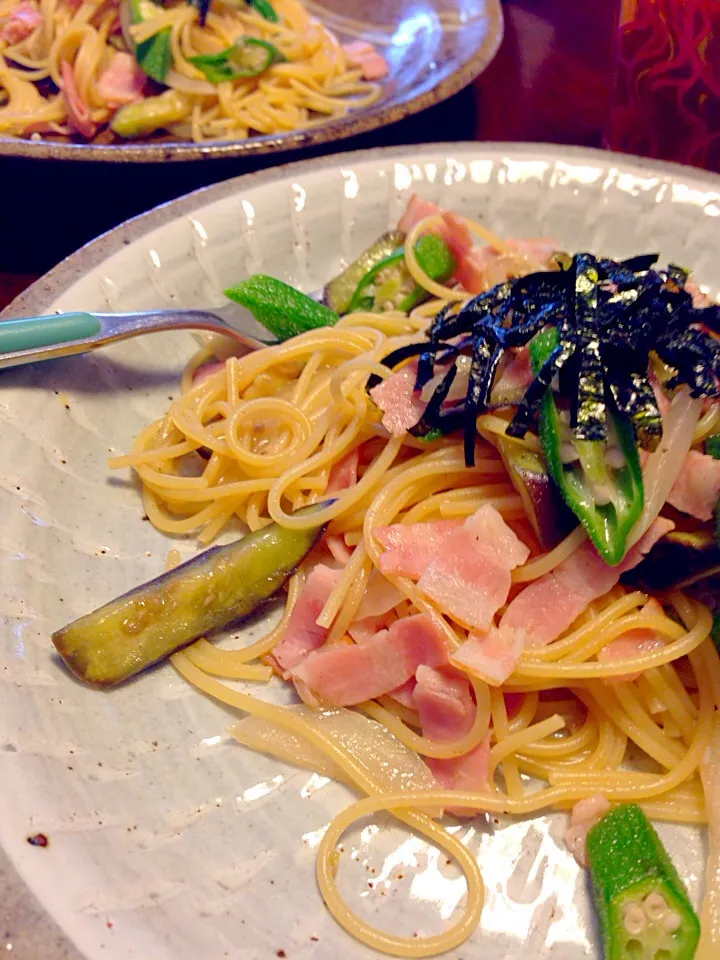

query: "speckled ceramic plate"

left=2, top=144, right=720, bottom=960
left=0, top=0, right=502, bottom=163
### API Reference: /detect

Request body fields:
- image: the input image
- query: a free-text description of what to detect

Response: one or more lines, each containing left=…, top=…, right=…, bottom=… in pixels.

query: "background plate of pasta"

left=0, top=0, right=502, bottom=159
left=3, top=142, right=720, bottom=960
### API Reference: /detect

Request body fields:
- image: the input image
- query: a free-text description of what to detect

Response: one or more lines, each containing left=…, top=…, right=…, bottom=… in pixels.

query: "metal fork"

left=0, top=302, right=283, bottom=371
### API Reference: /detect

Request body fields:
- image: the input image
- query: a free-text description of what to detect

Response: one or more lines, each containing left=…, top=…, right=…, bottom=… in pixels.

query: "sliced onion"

left=229, top=705, right=440, bottom=806
left=698, top=714, right=720, bottom=959
left=165, top=69, right=216, bottom=95
left=627, top=385, right=702, bottom=549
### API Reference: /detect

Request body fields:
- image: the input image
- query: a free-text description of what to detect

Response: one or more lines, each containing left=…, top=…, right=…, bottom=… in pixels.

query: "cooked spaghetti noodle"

left=0, top=0, right=382, bottom=141
left=111, top=208, right=720, bottom=955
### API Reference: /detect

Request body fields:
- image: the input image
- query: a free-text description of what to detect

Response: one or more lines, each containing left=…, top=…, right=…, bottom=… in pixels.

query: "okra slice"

left=52, top=505, right=329, bottom=686
left=586, top=803, right=699, bottom=960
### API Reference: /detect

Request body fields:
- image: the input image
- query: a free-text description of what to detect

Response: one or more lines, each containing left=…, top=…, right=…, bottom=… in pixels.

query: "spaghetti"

left=111, top=209, right=720, bottom=955
left=0, top=0, right=382, bottom=142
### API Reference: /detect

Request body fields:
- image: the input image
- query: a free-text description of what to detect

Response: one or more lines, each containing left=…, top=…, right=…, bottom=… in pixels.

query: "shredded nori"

left=367, top=252, right=720, bottom=466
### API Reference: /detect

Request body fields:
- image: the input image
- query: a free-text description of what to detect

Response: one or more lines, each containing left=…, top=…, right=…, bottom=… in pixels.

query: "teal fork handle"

left=0, top=307, right=265, bottom=372
left=0, top=312, right=102, bottom=352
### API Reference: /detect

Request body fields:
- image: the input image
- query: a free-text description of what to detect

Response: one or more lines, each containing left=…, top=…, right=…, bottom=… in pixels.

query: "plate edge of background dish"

left=0, top=1, right=503, bottom=163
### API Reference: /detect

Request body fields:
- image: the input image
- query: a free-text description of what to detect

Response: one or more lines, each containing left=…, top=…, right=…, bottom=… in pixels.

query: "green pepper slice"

left=587, top=803, right=700, bottom=960
left=706, top=433, right=720, bottom=460
left=249, top=0, right=278, bottom=21
left=346, top=233, right=456, bottom=315
left=529, top=326, right=644, bottom=565
left=129, top=0, right=172, bottom=83
left=190, top=36, right=284, bottom=83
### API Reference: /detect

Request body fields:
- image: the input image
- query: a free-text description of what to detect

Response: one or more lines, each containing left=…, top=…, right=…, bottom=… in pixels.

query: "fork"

left=0, top=302, right=281, bottom=371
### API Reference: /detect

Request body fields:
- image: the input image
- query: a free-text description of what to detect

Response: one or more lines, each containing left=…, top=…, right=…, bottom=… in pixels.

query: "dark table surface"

left=0, top=0, right=618, bottom=310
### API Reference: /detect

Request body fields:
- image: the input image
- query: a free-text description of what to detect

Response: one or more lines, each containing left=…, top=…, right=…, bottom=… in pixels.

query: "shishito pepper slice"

left=52, top=504, right=329, bottom=686
left=129, top=0, right=172, bottom=83
left=586, top=803, right=700, bottom=960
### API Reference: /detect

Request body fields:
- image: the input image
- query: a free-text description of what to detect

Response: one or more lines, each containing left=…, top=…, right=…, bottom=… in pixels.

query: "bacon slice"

left=397, top=195, right=442, bottom=233
left=388, top=677, right=417, bottom=709
left=373, top=518, right=463, bottom=579
left=369, top=359, right=425, bottom=435
left=325, top=534, right=353, bottom=566
left=355, top=569, right=404, bottom=620
left=491, top=347, right=533, bottom=401
left=192, top=360, right=225, bottom=385
left=564, top=794, right=610, bottom=867
left=60, top=60, right=97, bottom=139
left=414, top=665, right=476, bottom=742
left=500, top=518, right=674, bottom=649
left=0, top=2, right=42, bottom=44
left=326, top=446, right=360, bottom=493
left=416, top=504, right=530, bottom=631
left=596, top=599, right=665, bottom=683
left=347, top=614, right=387, bottom=645
left=271, top=564, right=340, bottom=674
left=342, top=40, right=389, bottom=80
left=291, top=613, right=448, bottom=706
left=450, top=624, right=524, bottom=687
left=666, top=449, right=720, bottom=522
left=97, top=51, right=146, bottom=107
left=455, top=238, right=556, bottom=294
left=426, top=735, right=491, bottom=794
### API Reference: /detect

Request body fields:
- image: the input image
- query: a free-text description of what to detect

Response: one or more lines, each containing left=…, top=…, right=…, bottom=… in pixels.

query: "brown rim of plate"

left=0, top=0, right=503, bottom=164
left=6, top=140, right=720, bottom=323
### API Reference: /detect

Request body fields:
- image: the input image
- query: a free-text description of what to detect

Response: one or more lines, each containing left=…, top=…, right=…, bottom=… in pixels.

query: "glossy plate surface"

left=0, top=0, right=502, bottom=162
left=2, top=143, right=719, bottom=960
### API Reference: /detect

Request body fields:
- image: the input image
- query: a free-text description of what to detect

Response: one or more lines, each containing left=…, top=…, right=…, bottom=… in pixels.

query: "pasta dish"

left=0, top=0, right=384, bottom=142
left=53, top=195, right=720, bottom=959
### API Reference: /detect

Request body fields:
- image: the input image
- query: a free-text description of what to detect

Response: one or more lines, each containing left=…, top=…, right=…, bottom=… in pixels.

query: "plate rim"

left=5, top=140, right=720, bottom=323
left=0, top=0, right=503, bottom=164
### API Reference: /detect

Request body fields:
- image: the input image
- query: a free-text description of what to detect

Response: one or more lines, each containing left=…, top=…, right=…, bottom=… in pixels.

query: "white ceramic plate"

left=2, top=144, right=720, bottom=960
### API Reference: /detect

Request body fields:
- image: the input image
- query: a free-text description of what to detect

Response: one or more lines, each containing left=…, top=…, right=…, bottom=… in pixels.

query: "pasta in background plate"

left=0, top=0, right=383, bottom=141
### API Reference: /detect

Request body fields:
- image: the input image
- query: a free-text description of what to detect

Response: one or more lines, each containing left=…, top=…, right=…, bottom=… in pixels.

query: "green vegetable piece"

left=250, top=0, right=278, bottom=21
left=396, top=233, right=456, bottom=312
left=129, top=0, right=172, bottom=83
left=136, top=29, right=171, bottom=83
left=190, top=36, right=284, bottom=83
left=414, top=233, right=456, bottom=285
left=706, top=433, right=720, bottom=460
left=586, top=803, right=700, bottom=960
left=418, top=427, right=443, bottom=443
left=712, top=612, right=720, bottom=650
left=346, top=233, right=456, bottom=315
left=229, top=36, right=284, bottom=74
left=188, top=50, right=235, bottom=84
left=224, top=275, right=339, bottom=341
left=52, top=505, right=329, bottom=686
left=111, top=89, right=188, bottom=138
left=324, top=231, right=406, bottom=315
left=530, top=326, right=644, bottom=565
left=346, top=248, right=404, bottom=313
